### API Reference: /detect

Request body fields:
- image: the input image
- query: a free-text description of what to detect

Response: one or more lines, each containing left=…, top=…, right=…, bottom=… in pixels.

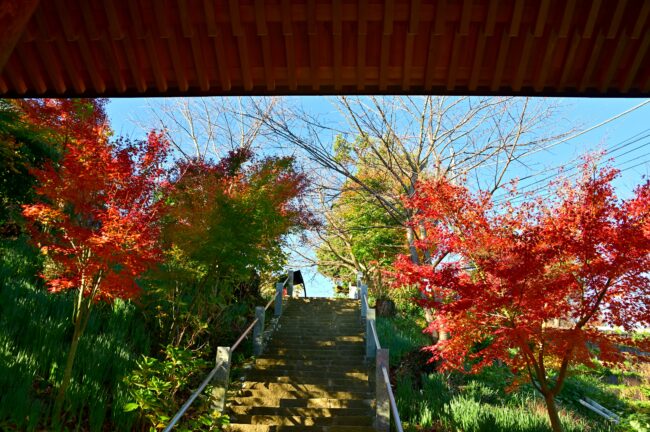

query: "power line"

left=509, top=100, right=650, bottom=161
left=492, top=130, right=650, bottom=204
left=501, top=155, right=650, bottom=205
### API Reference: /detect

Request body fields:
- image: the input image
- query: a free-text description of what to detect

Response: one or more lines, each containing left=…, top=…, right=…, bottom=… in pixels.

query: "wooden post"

left=360, top=283, right=368, bottom=319
left=366, top=307, right=376, bottom=358
left=376, top=348, right=390, bottom=432
left=211, top=346, right=231, bottom=412
left=287, top=270, right=294, bottom=297
left=275, top=282, right=283, bottom=317
left=349, top=282, right=359, bottom=299
left=252, top=306, right=265, bottom=355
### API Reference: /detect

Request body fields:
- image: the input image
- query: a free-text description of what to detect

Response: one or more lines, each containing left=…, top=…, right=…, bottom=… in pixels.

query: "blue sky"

left=106, top=97, right=650, bottom=297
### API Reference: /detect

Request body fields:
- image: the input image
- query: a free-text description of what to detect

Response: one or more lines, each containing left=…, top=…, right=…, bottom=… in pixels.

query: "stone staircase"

left=226, top=298, right=376, bottom=432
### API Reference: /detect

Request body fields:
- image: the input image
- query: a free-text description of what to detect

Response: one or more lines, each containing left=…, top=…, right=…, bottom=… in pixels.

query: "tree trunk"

left=52, top=302, right=90, bottom=426
left=406, top=226, right=419, bottom=264
left=543, top=393, right=563, bottom=432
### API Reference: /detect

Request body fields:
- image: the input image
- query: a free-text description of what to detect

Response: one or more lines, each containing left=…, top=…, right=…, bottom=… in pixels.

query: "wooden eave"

left=0, top=0, right=649, bottom=97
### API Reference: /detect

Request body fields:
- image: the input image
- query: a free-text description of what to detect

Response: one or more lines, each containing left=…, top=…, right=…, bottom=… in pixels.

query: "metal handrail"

left=369, top=318, right=381, bottom=350
left=381, top=365, right=404, bottom=432
left=164, top=274, right=292, bottom=431
left=363, top=292, right=404, bottom=432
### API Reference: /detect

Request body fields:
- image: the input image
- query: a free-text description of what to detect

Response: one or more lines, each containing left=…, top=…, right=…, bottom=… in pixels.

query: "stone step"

left=239, top=374, right=370, bottom=386
left=244, top=368, right=368, bottom=382
left=251, top=361, right=368, bottom=372
left=235, top=387, right=373, bottom=400
left=230, top=415, right=373, bottom=426
left=265, top=348, right=365, bottom=357
left=226, top=424, right=375, bottom=432
left=254, top=357, right=368, bottom=367
left=271, top=335, right=364, bottom=343
left=241, top=380, right=372, bottom=393
left=228, top=406, right=370, bottom=417
left=229, top=397, right=373, bottom=409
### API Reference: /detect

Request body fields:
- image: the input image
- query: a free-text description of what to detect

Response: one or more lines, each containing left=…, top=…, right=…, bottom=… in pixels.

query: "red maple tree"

left=20, top=99, right=169, bottom=422
left=393, top=160, right=650, bottom=431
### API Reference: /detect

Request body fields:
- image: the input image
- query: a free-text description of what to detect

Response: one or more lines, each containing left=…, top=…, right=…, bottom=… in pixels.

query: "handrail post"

left=360, top=283, right=368, bottom=319
left=275, top=282, right=283, bottom=317
left=287, top=270, right=294, bottom=297
left=210, top=347, right=232, bottom=413
left=252, top=306, right=265, bottom=356
left=376, top=348, right=390, bottom=432
left=366, top=307, right=376, bottom=358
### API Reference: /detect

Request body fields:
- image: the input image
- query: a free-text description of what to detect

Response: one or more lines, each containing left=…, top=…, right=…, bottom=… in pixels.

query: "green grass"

left=0, top=237, right=152, bottom=431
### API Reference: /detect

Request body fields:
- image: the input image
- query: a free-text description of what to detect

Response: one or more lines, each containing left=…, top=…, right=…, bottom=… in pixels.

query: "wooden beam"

left=179, top=0, right=194, bottom=38
left=357, top=0, right=367, bottom=91
left=558, top=31, right=581, bottom=91
left=190, top=36, right=210, bottom=91
left=55, top=0, right=80, bottom=41
left=56, top=36, right=86, bottom=93
left=607, top=0, right=627, bottom=39
left=600, top=32, right=628, bottom=93
left=468, top=30, right=486, bottom=91
left=80, top=1, right=101, bottom=40
left=77, top=37, right=105, bottom=93
left=0, top=0, right=39, bottom=73
left=508, top=0, right=524, bottom=37
left=127, top=0, right=146, bottom=39
left=583, top=0, right=602, bottom=39
left=490, top=28, right=510, bottom=91
left=144, top=33, right=167, bottom=92
left=4, top=59, right=28, bottom=94
left=256, top=0, right=275, bottom=91
left=167, top=33, right=188, bottom=92
left=401, top=0, right=420, bottom=91
left=533, top=0, right=550, bottom=37
left=103, top=0, right=125, bottom=40
left=16, top=44, right=47, bottom=94
left=484, top=0, right=498, bottom=36
left=579, top=32, right=605, bottom=92
left=332, top=0, right=342, bottom=91
left=622, top=31, right=650, bottom=92
left=101, top=37, right=125, bottom=93
left=632, top=1, right=650, bottom=39
left=210, top=1, right=231, bottom=91
left=282, top=0, right=296, bottom=91
left=424, top=29, right=438, bottom=90
left=229, top=0, right=253, bottom=91
left=459, top=0, right=472, bottom=36
left=35, top=39, right=66, bottom=93
left=307, top=0, right=318, bottom=91
left=558, top=0, right=576, bottom=38
left=534, top=31, right=557, bottom=92
left=512, top=32, right=533, bottom=91
left=379, top=0, right=393, bottom=91
left=446, top=32, right=462, bottom=91
left=123, top=34, right=148, bottom=93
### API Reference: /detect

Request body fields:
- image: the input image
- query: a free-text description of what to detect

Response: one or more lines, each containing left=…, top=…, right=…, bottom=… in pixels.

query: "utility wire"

left=502, top=155, right=650, bottom=205
left=507, top=100, right=650, bottom=162
left=492, top=130, right=650, bottom=204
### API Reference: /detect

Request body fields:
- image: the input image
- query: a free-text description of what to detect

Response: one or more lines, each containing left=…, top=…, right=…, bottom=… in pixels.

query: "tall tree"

left=152, top=149, right=313, bottom=348
left=393, top=159, right=650, bottom=432
left=255, top=96, right=570, bottom=332
left=20, top=99, right=169, bottom=423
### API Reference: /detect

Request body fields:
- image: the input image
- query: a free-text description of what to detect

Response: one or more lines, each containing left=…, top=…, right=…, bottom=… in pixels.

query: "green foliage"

left=0, top=237, right=151, bottom=430
left=0, top=100, right=59, bottom=228
left=376, top=314, right=430, bottom=364
left=124, top=345, right=229, bottom=431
